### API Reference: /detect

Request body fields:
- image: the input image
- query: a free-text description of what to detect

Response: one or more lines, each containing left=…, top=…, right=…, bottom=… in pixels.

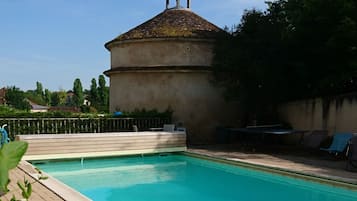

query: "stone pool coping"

left=186, top=150, right=357, bottom=190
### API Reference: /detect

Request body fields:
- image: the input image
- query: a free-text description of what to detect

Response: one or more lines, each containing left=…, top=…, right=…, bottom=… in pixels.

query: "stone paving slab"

left=188, top=145, right=357, bottom=185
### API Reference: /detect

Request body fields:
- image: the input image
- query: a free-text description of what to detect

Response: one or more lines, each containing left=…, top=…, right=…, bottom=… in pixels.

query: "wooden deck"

left=1, top=161, right=64, bottom=201
left=1, top=160, right=90, bottom=201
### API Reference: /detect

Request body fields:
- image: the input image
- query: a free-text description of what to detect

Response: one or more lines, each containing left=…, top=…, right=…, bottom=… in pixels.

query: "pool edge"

left=18, top=161, right=92, bottom=201
left=19, top=150, right=357, bottom=200
left=184, top=151, right=357, bottom=191
left=22, top=147, right=187, bottom=161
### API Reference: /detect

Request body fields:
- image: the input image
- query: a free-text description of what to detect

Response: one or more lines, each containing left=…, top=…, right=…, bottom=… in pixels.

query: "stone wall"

left=278, top=95, right=357, bottom=135
left=107, top=38, right=239, bottom=144
left=110, top=39, right=213, bottom=67
left=109, top=71, right=238, bottom=144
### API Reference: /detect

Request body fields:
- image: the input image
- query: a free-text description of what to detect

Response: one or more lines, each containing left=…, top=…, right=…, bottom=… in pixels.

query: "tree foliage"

left=213, top=0, right=357, bottom=117
left=4, top=87, right=30, bottom=111
left=50, top=91, right=67, bottom=106
left=3, top=76, right=109, bottom=112
left=89, top=78, right=99, bottom=106
left=83, top=75, right=109, bottom=112
left=0, top=141, right=28, bottom=194
left=35, top=81, right=44, bottom=97
left=12, top=81, right=52, bottom=107
left=73, top=78, right=84, bottom=107
left=98, top=75, right=109, bottom=112
left=44, top=89, right=51, bottom=106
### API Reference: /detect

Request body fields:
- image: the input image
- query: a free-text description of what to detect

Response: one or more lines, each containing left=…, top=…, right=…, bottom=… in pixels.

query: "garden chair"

left=163, top=124, right=175, bottom=132
left=320, top=132, right=353, bottom=156
left=346, top=136, right=357, bottom=171
left=301, top=130, right=328, bottom=149
left=0, top=124, right=10, bottom=148
left=132, top=125, right=138, bottom=132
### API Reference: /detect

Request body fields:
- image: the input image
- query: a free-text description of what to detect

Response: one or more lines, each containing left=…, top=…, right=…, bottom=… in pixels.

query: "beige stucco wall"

left=110, top=39, right=213, bottom=67
left=278, top=97, right=357, bottom=135
left=109, top=71, right=238, bottom=143
left=106, top=38, right=239, bottom=143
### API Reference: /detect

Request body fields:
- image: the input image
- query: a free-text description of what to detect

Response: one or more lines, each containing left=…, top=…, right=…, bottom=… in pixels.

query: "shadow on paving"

left=188, top=142, right=357, bottom=183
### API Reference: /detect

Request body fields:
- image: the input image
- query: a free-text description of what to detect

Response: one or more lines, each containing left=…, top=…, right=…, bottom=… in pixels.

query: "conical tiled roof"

left=105, top=8, right=223, bottom=49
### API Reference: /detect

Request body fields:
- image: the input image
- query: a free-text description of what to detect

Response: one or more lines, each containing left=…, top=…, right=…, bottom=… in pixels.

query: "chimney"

left=187, top=0, right=190, bottom=8
left=166, top=0, right=169, bottom=9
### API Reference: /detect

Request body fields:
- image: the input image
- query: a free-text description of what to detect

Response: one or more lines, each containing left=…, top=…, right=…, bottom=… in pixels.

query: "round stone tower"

left=104, top=1, right=238, bottom=143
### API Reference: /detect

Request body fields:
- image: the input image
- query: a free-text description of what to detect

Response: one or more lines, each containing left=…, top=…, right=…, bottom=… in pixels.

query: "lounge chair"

left=149, top=124, right=176, bottom=132
left=320, top=132, right=353, bottom=155
left=132, top=125, right=138, bottom=132
left=163, top=124, right=175, bottom=132
left=346, top=136, right=357, bottom=171
left=301, top=130, right=328, bottom=149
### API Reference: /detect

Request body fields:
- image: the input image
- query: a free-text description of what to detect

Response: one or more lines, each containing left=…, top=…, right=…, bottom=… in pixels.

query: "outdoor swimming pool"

left=35, top=154, right=357, bottom=201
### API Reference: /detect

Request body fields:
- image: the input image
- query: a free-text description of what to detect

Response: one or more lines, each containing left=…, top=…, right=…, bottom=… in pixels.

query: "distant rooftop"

left=105, top=7, right=223, bottom=49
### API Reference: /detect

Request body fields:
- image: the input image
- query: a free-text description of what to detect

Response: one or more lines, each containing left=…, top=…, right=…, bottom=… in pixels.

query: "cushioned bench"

left=16, top=131, right=186, bottom=160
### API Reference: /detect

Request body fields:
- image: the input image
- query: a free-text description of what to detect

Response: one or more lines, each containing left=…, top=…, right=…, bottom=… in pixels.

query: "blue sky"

left=0, top=0, right=266, bottom=91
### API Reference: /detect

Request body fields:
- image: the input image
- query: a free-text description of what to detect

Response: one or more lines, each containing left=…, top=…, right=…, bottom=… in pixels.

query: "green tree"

left=23, top=82, right=47, bottom=106
left=4, top=87, right=30, bottom=111
left=213, top=0, right=357, bottom=123
left=35, top=81, right=44, bottom=97
left=89, top=78, right=98, bottom=106
left=73, top=78, right=84, bottom=107
left=50, top=91, right=67, bottom=106
left=50, top=92, right=60, bottom=106
left=98, top=75, right=109, bottom=110
left=44, top=89, right=51, bottom=106
left=282, top=0, right=357, bottom=97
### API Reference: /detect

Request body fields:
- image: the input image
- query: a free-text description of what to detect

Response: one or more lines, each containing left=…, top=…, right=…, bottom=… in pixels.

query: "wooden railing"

left=0, top=118, right=171, bottom=139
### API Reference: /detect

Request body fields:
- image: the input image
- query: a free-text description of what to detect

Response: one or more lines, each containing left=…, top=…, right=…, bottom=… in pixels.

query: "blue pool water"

left=35, top=154, right=357, bottom=201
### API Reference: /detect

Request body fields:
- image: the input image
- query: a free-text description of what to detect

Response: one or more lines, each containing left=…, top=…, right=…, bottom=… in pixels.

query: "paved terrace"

left=189, top=144, right=357, bottom=186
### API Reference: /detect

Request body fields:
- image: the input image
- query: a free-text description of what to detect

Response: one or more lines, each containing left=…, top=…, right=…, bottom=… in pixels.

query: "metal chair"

left=163, top=124, right=175, bottom=132
left=320, top=132, right=353, bottom=156
left=301, top=130, right=328, bottom=149
left=346, top=136, right=357, bottom=171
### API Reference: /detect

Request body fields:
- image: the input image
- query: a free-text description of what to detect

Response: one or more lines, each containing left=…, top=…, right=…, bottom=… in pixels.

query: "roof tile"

left=106, top=8, right=223, bottom=48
